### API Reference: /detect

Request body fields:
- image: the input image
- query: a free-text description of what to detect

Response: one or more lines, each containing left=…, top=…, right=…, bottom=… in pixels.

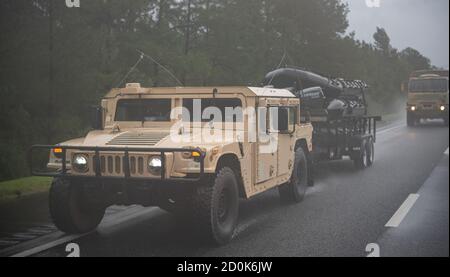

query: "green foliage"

left=0, top=0, right=432, bottom=180
left=0, top=177, right=52, bottom=202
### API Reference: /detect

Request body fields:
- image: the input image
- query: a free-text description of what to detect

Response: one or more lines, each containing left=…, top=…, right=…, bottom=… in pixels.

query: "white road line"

left=378, top=124, right=404, bottom=135
left=11, top=234, right=84, bottom=257
left=385, top=194, right=420, bottom=228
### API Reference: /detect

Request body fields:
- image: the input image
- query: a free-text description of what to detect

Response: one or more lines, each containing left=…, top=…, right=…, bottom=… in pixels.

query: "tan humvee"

left=33, top=84, right=313, bottom=245
left=405, top=70, right=449, bottom=126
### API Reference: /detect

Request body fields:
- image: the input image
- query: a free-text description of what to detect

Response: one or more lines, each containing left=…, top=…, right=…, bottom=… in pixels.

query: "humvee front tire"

left=279, top=147, right=308, bottom=203
left=49, top=178, right=105, bottom=234
left=192, top=167, right=239, bottom=245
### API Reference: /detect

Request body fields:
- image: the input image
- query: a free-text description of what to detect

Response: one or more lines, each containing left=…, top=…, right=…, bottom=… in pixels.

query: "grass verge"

left=0, top=177, right=52, bottom=203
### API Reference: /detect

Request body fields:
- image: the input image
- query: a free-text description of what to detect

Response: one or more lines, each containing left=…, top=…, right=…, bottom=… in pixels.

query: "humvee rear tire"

left=279, top=147, right=308, bottom=203
left=49, top=178, right=105, bottom=234
left=192, top=167, right=239, bottom=245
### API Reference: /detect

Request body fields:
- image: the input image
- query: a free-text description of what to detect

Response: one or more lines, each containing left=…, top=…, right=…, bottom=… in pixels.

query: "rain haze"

left=346, top=0, right=449, bottom=68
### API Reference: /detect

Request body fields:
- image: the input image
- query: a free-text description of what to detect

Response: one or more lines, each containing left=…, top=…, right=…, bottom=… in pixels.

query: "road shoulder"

left=376, top=149, right=449, bottom=257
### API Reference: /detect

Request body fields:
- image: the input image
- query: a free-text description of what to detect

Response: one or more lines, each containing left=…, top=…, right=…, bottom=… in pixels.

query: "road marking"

left=385, top=194, right=420, bottom=228
left=11, top=234, right=84, bottom=257
left=9, top=206, right=159, bottom=257
left=377, top=124, right=404, bottom=135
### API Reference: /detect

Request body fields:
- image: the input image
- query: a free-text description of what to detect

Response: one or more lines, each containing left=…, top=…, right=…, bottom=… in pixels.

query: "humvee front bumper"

left=29, top=145, right=206, bottom=182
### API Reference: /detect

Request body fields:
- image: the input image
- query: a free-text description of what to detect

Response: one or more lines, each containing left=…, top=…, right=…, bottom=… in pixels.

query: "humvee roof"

left=104, top=85, right=296, bottom=99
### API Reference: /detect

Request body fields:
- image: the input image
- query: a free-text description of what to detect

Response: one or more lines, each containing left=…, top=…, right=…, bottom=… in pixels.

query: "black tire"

left=407, top=112, right=415, bottom=127
left=354, top=140, right=369, bottom=169
left=49, top=178, right=105, bottom=234
left=279, top=147, right=308, bottom=203
left=307, top=155, right=315, bottom=187
left=366, top=137, right=375, bottom=167
left=191, top=167, right=239, bottom=245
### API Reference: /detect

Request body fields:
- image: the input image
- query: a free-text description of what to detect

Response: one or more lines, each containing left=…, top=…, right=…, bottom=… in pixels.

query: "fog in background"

left=346, top=0, right=449, bottom=68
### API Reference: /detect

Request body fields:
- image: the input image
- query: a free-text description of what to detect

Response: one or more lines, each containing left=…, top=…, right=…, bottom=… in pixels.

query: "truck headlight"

left=72, top=154, right=89, bottom=172
left=148, top=157, right=162, bottom=174
left=440, top=105, right=446, bottom=111
left=410, top=106, right=416, bottom=111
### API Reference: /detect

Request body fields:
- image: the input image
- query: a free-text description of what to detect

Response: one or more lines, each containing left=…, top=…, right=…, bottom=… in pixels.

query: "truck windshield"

left=409, top=79, right=448, bottom=93
left=115, top=99, right=171, bottom=122
left=182, top=98, right=243, bottom=122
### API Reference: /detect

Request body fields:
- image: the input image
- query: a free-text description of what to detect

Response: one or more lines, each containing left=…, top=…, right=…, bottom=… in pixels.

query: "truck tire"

left=354, top=140, right=369, bottom=169
left=192, top=167, right=239, bottom=245
left=407, top=112, right=415, bottom=127
left=279, top=147, right=308, bottom=203
left=49, top=178, right=105, bottom=234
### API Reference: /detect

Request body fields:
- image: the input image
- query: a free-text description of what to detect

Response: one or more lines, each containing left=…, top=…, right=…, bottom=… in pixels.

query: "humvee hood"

left=60, top=130, right=171, bottom=148
left=59, top=129, right=239, bottom=149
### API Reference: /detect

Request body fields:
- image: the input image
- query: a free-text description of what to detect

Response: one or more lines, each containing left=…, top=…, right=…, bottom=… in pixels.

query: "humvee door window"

left=182, top=98, right=243, bottom=122
left=268, top=106, right=297, bottom=133
left=409, top=79, right=448, bottom=93
left=115, top=99, right=171, bottom=122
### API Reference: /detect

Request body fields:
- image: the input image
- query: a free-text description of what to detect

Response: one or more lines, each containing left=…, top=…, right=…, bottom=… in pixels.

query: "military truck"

left=405, top=70, right=449, bottom=126
left=30, top=84, right=313, bottom=245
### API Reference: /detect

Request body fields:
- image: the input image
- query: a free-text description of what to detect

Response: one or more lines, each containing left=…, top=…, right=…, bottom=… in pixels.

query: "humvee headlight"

left=148, top=157, right=162, bottom=174
left=440, top=105, right=446, bottom=111
left=72, top=154, right=89, bottom=173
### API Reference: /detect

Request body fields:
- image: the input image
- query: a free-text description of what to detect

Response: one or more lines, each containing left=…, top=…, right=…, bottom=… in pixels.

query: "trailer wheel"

left=191, top=167, right=239, bottom=245
left=49, top=178, right=105, bottom=234
left=354, top=140, right=369, bottom=169
left=366, top=138, right=374, bottom=167
left=279, top=147, right=308, bottom=203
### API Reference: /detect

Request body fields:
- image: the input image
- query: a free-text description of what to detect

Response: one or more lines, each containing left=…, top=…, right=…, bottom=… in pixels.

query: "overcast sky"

left=345, top=0, right=449, bottom=68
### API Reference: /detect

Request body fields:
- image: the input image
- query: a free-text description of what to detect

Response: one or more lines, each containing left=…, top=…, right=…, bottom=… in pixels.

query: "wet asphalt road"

left=31, top=120, right=449, bottom=257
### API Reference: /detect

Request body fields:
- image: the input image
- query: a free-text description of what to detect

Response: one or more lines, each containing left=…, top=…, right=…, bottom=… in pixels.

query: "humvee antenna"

left=137, top=49, right=183, bottom=86
left=266, top=51, right=287, bottom=87
left=115, top=53, right=144, bottom=88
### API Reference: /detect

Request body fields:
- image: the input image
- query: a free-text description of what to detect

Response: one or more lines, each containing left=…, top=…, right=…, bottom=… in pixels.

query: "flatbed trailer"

left=263, top=67, right=383, bottom=168
left=310, top=116, right=382, bottom=169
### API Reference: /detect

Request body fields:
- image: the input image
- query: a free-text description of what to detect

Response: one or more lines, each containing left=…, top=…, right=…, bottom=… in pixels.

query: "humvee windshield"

left=182, top=98, right=243, bottom=122
left=115, top=99, right=171, bottom=121
left=409, top=79, right=449, bottom=93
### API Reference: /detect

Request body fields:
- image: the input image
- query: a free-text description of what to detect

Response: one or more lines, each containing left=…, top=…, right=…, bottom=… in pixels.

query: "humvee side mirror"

left=90, top=106, right=104, bottom=130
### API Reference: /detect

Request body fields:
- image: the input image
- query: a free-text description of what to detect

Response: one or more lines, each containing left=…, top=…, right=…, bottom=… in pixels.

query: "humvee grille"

left=107, top=132, right=169, bottom=146
left=99, top=155, right=146, bottom=176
